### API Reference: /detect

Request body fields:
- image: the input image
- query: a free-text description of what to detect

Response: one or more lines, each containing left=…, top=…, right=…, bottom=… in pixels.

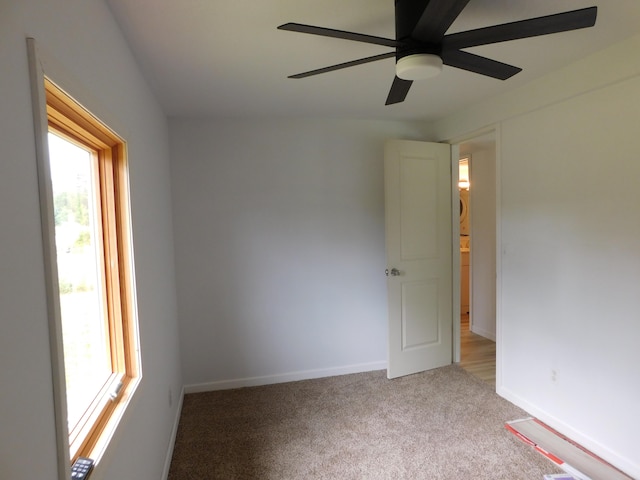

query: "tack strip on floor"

left=506, top=418, right=633, bottom=480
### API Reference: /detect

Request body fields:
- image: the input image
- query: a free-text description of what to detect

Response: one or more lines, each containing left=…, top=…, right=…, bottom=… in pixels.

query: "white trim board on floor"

left=184, top=361, right=387, bottom=394
left=506, top=418, right=633, bottom=480
left=162, top=387, right=184, bottom=480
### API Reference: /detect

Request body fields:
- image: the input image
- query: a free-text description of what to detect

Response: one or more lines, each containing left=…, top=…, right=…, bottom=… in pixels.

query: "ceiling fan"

left=278, top=0, right=597, bottom=105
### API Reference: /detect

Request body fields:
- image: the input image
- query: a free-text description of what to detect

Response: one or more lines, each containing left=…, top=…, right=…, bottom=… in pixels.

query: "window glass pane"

left=48, top=132, right=112, bottom=431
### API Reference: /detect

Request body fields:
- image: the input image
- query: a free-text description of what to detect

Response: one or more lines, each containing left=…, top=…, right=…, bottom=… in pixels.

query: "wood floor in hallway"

left=459, top=314, right=496, bottom=387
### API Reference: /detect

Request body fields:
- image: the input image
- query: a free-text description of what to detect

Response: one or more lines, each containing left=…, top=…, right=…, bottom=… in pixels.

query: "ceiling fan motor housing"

left=395, top=0, right=428, bottom=44
left=394, top=0, right=443, bottom=79
left=394, top=0, right=442, bottom=58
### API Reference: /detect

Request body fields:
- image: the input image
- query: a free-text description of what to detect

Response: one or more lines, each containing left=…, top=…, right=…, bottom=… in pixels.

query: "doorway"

left=456, top=132, right=497, bottom=386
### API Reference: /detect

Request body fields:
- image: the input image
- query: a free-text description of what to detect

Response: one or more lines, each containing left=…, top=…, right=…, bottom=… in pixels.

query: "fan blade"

left=385, top=76, right=413, bottom=105
left=288, top=52, right=396, bottom=79
left=278, top=23, right=403, bottom=48
left=412, top=0, right=471, bottom=43
left=442, top=50, right=522, bottom=80
left=443, top=6, right=597, bottom=50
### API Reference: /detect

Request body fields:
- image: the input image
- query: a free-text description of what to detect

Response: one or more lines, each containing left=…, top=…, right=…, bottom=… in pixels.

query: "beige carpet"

left=168, top=365, right=563, bottom=479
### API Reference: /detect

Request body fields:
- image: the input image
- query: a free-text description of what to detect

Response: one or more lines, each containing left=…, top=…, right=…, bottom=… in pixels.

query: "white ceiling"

left=106, top=0, right=640, bottom=122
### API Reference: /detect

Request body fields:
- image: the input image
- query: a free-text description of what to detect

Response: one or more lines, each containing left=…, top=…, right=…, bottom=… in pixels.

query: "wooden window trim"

left=45, top=78, right=140, bottom=462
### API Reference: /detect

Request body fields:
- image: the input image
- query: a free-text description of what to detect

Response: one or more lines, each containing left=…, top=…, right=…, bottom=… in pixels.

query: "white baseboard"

left=161, top=386, right=185, bottom=480
left=497, top=385, right=639, bottom=480
left=184, top=361, right=387, bottom=394
left=470, top=324, right=496, bottom=341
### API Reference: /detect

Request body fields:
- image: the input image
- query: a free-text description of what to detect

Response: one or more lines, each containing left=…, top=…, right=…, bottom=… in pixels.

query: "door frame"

left=449, top=143, right=462, bottom=363
left=445, top=125, right=501, bottom=388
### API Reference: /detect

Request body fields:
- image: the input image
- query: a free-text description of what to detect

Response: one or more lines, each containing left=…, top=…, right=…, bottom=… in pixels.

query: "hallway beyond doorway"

left=460, top=314, right=496, bottom=386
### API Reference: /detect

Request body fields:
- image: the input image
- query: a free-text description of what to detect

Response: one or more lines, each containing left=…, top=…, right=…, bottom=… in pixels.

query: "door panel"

left=402, top=280, right=439, bottom=348
left=385, top=140, right=452, bottom=379
left=400, top=156, right=439, bottom=259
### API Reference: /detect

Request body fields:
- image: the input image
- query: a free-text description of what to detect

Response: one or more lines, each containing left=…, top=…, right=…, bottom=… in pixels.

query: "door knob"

left=385, top=268, right=400, bottom=277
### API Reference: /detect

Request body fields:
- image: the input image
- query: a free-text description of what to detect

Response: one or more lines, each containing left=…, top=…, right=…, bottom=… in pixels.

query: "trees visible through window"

left=49, top=132, right=113, bottom=433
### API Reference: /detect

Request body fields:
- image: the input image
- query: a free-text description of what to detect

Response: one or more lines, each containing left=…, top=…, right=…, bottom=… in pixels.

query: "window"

left=45, top=78, right=140, bottom=462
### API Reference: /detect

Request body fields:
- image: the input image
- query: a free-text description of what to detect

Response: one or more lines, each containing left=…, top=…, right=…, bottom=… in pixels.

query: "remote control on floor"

left=71, top=457, right=94, bottom=479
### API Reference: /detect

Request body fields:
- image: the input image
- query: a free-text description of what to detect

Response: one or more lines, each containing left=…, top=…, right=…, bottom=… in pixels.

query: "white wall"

left=0, top=1, right=181, bottom=479
left=169, top=118, right=432, bottom=389
left=436, top=34, right=640, bottom=477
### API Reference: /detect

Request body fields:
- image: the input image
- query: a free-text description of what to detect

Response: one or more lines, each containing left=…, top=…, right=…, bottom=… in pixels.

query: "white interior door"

left=385, top=140, right=452, bottom=379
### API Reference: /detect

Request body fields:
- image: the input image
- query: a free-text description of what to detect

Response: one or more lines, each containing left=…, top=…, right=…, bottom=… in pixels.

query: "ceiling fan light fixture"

left=396, top=54, right=443, bottom=81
